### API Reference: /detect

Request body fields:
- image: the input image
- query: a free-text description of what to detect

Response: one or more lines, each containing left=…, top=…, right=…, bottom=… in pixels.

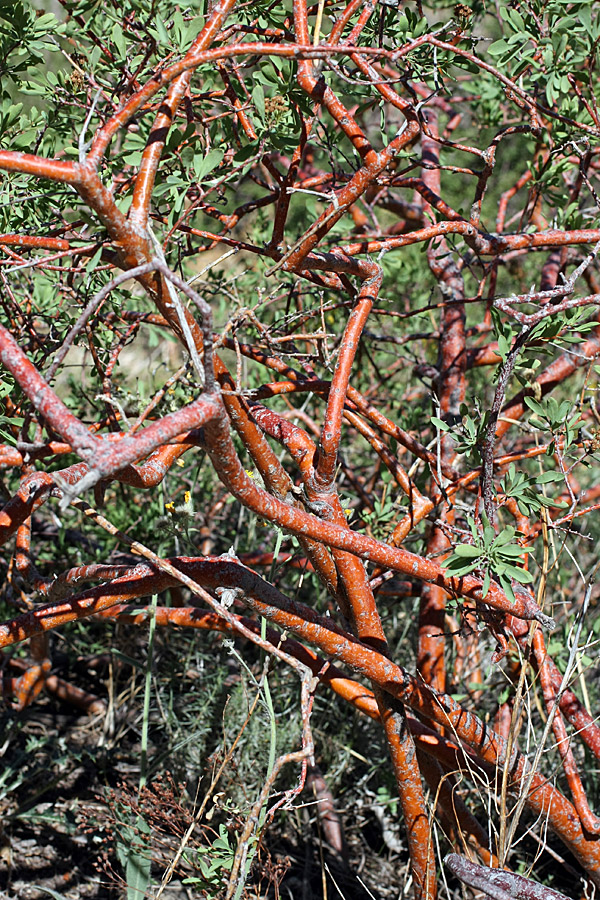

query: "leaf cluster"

left=501, top=463, right=567, bottom=516
left=445, top=517, right=533, bottom=603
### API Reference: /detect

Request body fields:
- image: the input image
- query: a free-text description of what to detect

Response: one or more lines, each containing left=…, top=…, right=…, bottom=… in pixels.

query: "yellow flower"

left=176, top=458, right=185, bottom=468
left=165, top=501, right=175, bottom=512
left=184, top=490, right=191, bottom=504
left=344, top=508, right=352, bottom=517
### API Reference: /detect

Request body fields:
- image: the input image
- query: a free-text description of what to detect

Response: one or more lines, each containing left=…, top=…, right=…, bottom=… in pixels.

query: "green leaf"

left=524, top=396, right=546, bottom=417
left=0, top=416, right=23, bottom=446
left=116, top=816, right=151, bottom=900
left=488, top=39, right=509, bottom=55
left=482, top=570, right=491, bottom=597
left=111, top=22, right=126, bottom=58
left=252, top=84, right=265, bottom=123
left=154, top=15, right=170, bottom=46
left=497, top=331, right=511, bottom=359
left=499, top=564, right=534, bottom=583
left=497, top=544, right=531, bottom=559
left=183, top=16, right=205, bottom=49
left=452, top=544, right=483, bottom=559
left=492, top=526, right=515, bottom=547
left=194, top=148, right=224, bottom=182
left=535, top=471, right=564, bottom=484
left=85, top=244, right=103, bottom=278
left=89, top=45, right=102, bottom=72
left=233, top=140, right=260, bottom=164
left=445, top=560, right=480, bottom=576
left=498, top=574, right=516, bottom=604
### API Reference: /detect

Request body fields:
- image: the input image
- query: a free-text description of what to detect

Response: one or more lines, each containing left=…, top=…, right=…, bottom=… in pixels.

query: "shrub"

left=1, top=0, right=600, bottom=897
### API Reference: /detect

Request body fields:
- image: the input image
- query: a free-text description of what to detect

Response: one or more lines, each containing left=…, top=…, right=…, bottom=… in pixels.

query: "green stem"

left=232, top=529, right=283, bottom=900
left=140, top=592, right=158, bottom=792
